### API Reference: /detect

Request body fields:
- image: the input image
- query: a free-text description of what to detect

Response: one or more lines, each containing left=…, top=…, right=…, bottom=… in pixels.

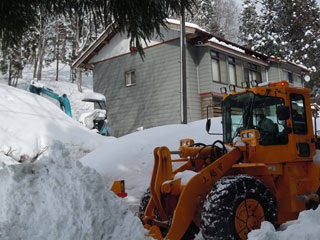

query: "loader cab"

left=206, top=81, right=315, bottom=163
left=222, top=91, right=288, bottom=145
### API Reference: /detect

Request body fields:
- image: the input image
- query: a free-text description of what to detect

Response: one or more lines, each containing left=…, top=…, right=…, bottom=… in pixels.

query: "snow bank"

left=81, top=118, right=222, bottom=209
left=0, top=83, right=109, bottom=163
left=25, top=79, right=97, bottom=121
left=248, top=206, right=320, bottom=240
left=0, top=141, right=145, bottom=240
left=313, top=149, right=320, bottom=164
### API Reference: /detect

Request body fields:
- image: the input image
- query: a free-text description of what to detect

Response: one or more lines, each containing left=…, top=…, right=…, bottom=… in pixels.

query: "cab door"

left=289, top=93, right=312, bottom=159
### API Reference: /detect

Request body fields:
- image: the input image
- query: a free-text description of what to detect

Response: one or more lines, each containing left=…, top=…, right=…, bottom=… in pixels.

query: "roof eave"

left=71, top=23, right=116, bottom=69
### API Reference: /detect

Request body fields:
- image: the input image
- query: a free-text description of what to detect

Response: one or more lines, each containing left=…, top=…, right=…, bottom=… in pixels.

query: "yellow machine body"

left=141, top=81, right=320, bottom=240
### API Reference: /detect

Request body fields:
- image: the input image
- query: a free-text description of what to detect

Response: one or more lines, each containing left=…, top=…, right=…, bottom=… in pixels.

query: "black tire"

left=306, top=187, right=320, bottom=210
left=201, top=175, right=277, bottom=240
left=138, top=188, right=151, bottom=219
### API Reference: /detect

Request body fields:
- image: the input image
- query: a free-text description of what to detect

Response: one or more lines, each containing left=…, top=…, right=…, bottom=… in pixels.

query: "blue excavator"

left=29, top=81, right=72, bottom=117
left=29, top=81, right=111, bottom=136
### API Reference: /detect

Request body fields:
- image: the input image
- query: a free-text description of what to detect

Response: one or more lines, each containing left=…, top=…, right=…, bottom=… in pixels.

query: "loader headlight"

left=247, top=132, right=254, bottom=138
left=220, top=87, right=227, bottom=94
left=241, top=82, right=249, bottom=89
left=229, top=84, right=236, bottom=92
left=251, top=80, right=258, bottom=87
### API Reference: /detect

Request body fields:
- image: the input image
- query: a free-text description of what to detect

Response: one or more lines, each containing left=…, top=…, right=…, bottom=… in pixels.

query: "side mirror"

left=206, top=119, right=211, bottom=133
left=277, top=105, right=290, bottom=121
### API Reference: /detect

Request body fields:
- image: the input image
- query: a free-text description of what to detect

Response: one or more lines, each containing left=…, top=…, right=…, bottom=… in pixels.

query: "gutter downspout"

left=180, top=2, right=187, bottom=124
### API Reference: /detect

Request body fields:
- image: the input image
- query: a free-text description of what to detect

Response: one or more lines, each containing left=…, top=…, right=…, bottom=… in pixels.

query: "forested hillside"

left=239, top=0, right=320, bottom=87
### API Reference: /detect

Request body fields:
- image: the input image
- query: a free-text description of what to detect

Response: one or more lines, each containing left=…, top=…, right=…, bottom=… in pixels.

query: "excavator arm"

left=29, top=81, right=72, bottom=117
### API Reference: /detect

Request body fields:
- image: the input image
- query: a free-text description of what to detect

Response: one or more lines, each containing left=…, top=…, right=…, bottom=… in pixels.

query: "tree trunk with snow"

left=36, top=15, right=45, bottom=81
left=55, top=24, right=60, bottom=81
left=8, top=60, right=12, bottom=86
left=33, top=47, right=38, bottom=79
left=77, top=68, right=83, bottom=92
left=36, top=38, right=46, bottom=80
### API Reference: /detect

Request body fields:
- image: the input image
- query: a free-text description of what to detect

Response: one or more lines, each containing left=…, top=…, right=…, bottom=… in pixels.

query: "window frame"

left=210, top=50, right=222, bottom=83
left=293, top=73, right=303, bottom=86
left=125, top=69, right=136, bottom=87
left=227, top=56, right=237, bottom=86
left=244, top=62, right=262, bottom=86
left=282, top=70, right=293, bottom=83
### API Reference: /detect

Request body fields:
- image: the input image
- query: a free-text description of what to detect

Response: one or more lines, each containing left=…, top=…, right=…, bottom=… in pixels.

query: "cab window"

left=290, top=94, right=307, bottom=134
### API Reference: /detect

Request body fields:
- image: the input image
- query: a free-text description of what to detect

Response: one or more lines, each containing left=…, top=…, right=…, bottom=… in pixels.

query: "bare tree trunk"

left=72, top=15, right=80, bottom=84
left=8, top=60, right=12, bottom=86
left=36, top=14, right=45, bottom=80
left=33, top=45, right=39, bottom=78
left=12, top=74, right=19, bottom=87
left=37, top=39, right=46, bottom=80
left=77, top=68, right=83, bottom=92
left=56, top=29, right=60, bottom=81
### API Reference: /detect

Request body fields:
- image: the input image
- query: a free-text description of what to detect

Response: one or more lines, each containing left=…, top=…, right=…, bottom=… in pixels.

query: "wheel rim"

left=234, top=198, right=265, bottom=240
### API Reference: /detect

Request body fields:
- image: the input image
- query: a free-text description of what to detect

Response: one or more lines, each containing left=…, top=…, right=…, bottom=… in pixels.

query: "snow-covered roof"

left=72, top=23, right=115, bottom=69
left=268, top=56, right=309, bottom=72
left=209, top=37, right=246, bottom=54
left=72, top=19, right=212, bottom=69
left=72, top=19, right=309, bottom=73
left=165, top=18, right=207, bottom=33
left=82, top=92, right=106, bottom=103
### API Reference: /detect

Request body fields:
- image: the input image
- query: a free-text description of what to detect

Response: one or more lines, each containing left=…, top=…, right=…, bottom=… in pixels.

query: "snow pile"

left=248, top=206, right=320, bottom=240
left=174, top=170, right=198, bottom=186
left=0, top=141, right=145, bottom=240
left=81, top=119, right=222, bottom=209
left=313, top=149, right=320, bottom=164
left=24, top=79, right=96, bottom=121
left=3, top=64, right=96, bottom=121
left=233, top=136, right=246, bottom=147
left=0, top=83, right=108, bottom=163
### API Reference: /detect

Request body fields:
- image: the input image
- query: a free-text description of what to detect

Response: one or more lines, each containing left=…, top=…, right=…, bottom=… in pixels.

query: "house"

left=73, top=19, right=310, bottom=137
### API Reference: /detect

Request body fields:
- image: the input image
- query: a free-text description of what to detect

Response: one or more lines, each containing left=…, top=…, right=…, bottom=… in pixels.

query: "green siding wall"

left=94, top=40, right=181, bottom=137
left=92, top=38, right=304, bottom=137
left=186, top=44, right=202, bottom=122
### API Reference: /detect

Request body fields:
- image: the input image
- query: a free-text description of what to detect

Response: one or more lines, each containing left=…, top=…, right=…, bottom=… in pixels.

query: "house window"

left=293, top=74, right=303, bottom=86
left=244, top=62, right=261, bottom=86
left=125, top=70, right=136, bottom=86
left=210, top=51, right=221, bottom=82
left=282, top=70, right=293, bottom=83
left=228, top=57, right=236, bottom=85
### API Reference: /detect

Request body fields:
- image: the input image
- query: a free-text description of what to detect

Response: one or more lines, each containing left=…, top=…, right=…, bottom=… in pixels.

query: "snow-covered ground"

left=1, top=65, right=320, bottom=239
left=81, top=119, right=220, bottom=210
left=0, top=82, right=146, bottom=239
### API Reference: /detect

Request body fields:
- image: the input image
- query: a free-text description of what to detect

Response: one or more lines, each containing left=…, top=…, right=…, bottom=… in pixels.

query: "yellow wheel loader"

left=139, top=81, right=320, bottom=240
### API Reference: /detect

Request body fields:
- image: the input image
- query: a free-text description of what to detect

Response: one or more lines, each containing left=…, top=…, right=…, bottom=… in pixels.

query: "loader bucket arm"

left=165, top=147, right=242, bottom=239
left=144, top=146, right=243, bottom=240
left=144, top=147, right=173, bottom=222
